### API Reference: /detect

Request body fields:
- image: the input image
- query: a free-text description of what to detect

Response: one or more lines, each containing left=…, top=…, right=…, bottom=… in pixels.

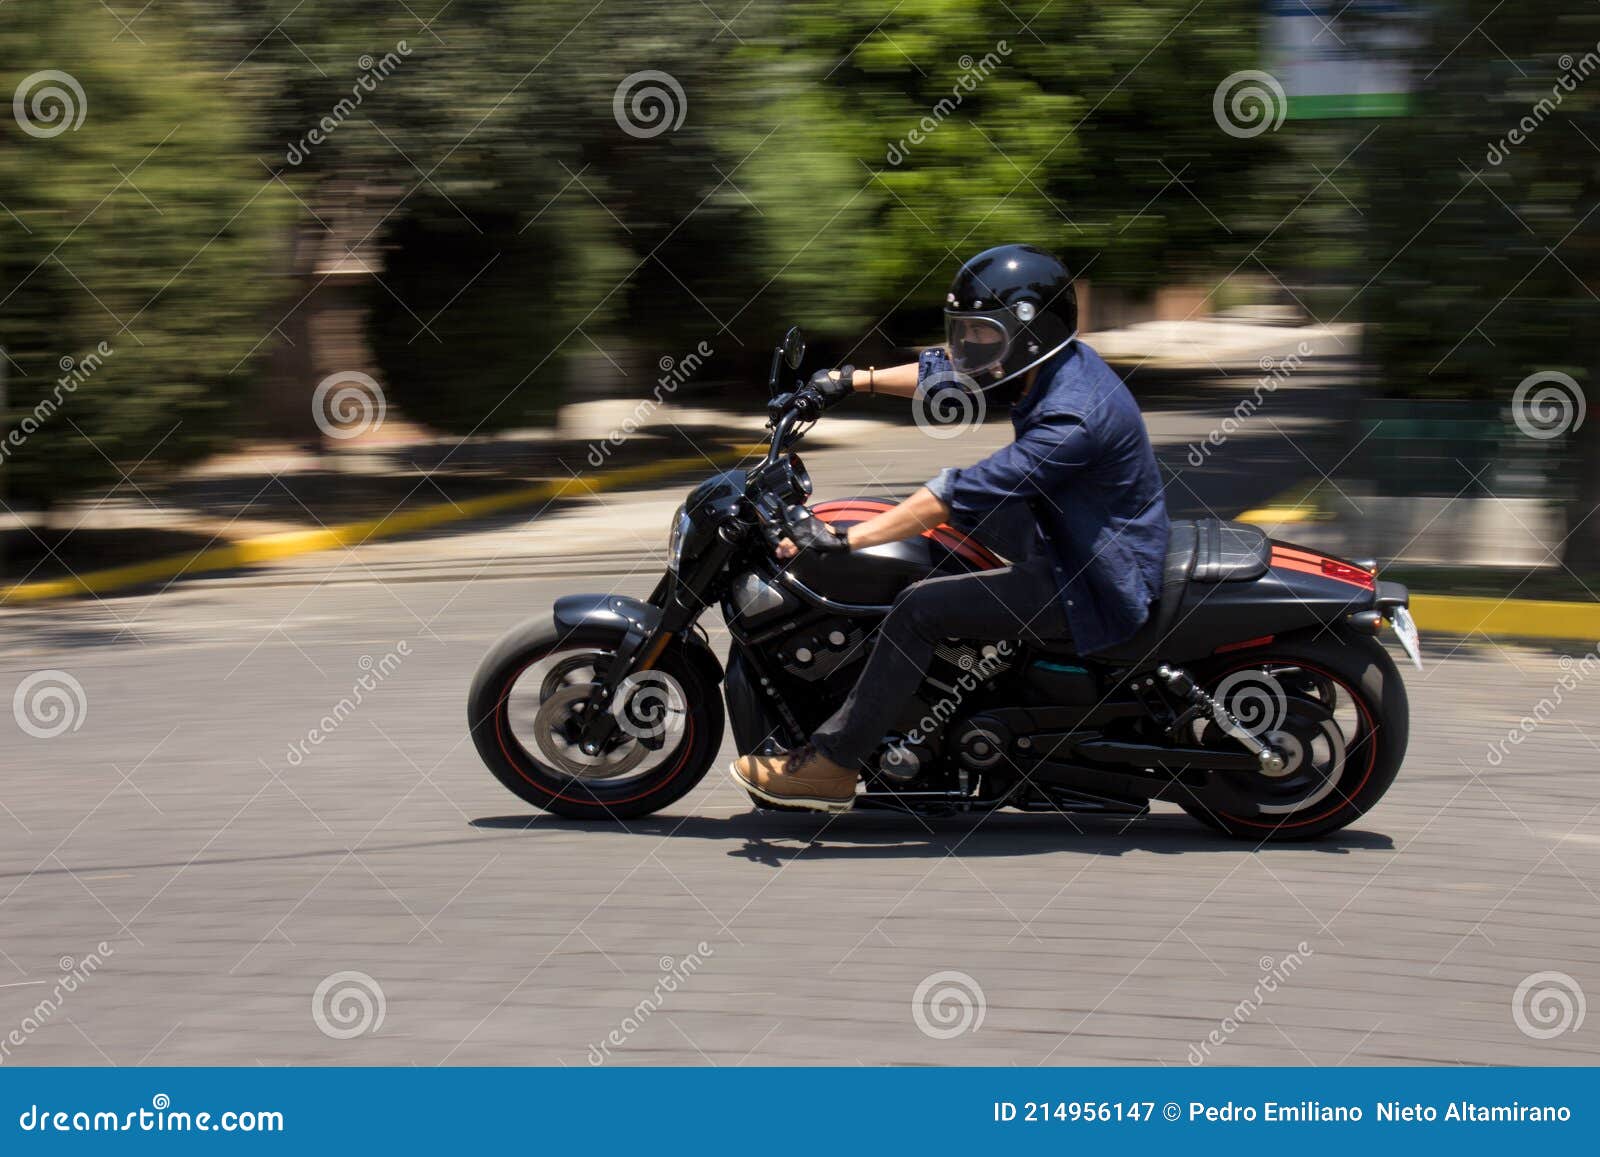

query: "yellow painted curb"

left=1410, top=593, right=1600, bottom=642
left=1, top=446, right=761, bottom=606
left=1235, top=506, right=1321, bottom=525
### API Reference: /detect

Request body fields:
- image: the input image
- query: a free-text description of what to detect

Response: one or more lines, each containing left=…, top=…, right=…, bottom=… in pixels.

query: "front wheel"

left=1179, top=630, right=1409, bottom=841
left=468, top=619, right=724, bottom=820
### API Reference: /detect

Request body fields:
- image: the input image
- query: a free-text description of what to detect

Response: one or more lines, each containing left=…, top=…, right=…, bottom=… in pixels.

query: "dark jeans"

left=810, top=551, right=1071, bottom=767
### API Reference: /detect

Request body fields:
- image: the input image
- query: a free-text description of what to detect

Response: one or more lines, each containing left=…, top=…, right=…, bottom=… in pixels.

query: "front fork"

left=572, top=556, right=722, bottom=755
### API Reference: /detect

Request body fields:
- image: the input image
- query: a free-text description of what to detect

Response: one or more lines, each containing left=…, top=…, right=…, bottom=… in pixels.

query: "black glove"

left=785, top=507, right=851, bottom=555
left=806, top=365, right=855, bottom=408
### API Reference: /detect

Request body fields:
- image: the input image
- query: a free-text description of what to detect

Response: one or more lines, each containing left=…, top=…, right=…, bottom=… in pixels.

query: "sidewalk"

left=5, top=319, right=1330, bottom=592
left=9, top=319, right=1596, bottom=640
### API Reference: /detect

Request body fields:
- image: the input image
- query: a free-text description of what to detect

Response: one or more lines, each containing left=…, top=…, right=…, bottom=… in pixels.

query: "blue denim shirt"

left=921, top=342, right=1169, bottom=653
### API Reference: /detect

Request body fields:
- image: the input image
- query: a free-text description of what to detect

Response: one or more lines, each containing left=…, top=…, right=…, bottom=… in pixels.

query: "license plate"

left=1391, top=605, right=1423, bottom=671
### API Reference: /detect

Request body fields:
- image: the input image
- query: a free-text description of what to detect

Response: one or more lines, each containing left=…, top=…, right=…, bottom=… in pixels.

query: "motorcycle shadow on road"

left=470, top=812, right=1394, bottom=866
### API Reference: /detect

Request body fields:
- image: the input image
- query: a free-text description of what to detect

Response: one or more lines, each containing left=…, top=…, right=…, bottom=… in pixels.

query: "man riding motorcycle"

left=731, top=243, right=1171, bottom=812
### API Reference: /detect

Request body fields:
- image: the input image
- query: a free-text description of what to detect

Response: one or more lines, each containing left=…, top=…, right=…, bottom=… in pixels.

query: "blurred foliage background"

left=1, top=1, right=1596, bottom=556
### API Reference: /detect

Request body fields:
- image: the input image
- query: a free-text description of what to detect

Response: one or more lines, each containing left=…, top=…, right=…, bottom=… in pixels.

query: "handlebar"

left=759, top=388, right=824, bottom=470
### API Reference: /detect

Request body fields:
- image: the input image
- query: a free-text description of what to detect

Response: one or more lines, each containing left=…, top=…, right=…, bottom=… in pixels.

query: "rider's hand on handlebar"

left=777, top=508, right=850, bottom=559
left=807, top=366, right=855, bottom=409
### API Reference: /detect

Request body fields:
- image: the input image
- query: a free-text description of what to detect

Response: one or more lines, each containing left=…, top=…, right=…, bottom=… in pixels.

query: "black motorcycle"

left=469, top=327, right=1418, bottom=840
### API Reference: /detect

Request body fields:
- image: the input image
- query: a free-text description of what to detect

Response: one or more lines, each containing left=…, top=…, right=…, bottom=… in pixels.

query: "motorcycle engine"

left=775, top=618, right=868, bottom=682
left=867, top=641, right=1015, bottom=785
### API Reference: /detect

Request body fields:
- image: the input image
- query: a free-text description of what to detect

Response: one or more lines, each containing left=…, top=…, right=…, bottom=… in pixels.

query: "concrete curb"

left=0, top=447, right=757, bottom=606
left=6, top=450, right=1597, bottom=642
left=1409, top=594, right=1600, bottom=644
left=1238, top=492, right=1598, bottom=641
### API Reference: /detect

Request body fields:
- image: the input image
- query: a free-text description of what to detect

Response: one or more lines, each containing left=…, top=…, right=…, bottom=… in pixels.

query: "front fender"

left=552, top=593, right=724, bottom=686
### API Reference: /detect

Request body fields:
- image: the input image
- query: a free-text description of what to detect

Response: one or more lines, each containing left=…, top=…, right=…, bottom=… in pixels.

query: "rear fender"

left=1159, top=542, right=1379, bottom=661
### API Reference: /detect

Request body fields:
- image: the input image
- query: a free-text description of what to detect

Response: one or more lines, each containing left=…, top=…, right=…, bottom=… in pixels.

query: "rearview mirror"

left=782, top=326, right=806, bottom=370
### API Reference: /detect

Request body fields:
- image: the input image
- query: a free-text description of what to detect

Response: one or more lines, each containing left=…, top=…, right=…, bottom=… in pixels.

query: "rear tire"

left=468, top=618, right=724, bottom=820
left=1179, top=630, right=1408, bottom=841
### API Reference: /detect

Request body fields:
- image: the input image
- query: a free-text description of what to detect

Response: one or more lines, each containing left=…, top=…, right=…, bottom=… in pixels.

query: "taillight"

left=1321, top=558, right=1375, bottom=589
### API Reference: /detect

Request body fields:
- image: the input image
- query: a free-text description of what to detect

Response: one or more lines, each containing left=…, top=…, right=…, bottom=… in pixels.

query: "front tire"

left=1179, top=630, right=1409, bottom=841
left=468, top=619, right=724, bottom=820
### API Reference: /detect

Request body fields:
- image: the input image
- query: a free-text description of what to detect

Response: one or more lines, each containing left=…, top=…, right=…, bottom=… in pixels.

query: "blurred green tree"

left=0, top=6, right=291, bottom=511
left=735, top=0, right=1289, bottom=346
left=1360, top=1, right=1600, bottom=568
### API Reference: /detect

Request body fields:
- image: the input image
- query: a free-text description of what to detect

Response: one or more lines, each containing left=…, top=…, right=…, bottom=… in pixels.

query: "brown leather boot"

left=731, top=744, right=857, bottom=813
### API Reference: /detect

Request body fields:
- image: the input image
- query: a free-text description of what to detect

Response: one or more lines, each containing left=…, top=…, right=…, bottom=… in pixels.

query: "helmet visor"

left=946, top=314, right=1010, bottom=376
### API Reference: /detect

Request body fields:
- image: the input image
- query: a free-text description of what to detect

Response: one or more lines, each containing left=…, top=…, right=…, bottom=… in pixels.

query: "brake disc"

left=531, top=682, right=649, bottom=779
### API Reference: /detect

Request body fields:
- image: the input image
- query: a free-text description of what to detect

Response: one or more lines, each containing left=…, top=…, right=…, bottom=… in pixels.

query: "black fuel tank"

left=790, top=497, right=1006, bottom=606
left=787, top=536, right=954, bottom=605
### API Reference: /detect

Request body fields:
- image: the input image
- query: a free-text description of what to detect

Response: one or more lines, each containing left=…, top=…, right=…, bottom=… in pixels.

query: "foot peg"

left=1156, top=665, right=1286, bottom=774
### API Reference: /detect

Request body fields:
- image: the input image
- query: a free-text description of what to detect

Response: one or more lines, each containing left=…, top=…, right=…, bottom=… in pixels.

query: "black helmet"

left=944, top=244, right=1077, bottom=402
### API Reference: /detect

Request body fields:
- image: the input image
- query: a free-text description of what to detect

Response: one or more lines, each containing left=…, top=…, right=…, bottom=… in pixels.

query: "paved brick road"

left=2, top=557, right=1597, bottom=1068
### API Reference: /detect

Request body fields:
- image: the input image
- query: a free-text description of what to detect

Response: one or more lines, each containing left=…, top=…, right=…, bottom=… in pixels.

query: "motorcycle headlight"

left=667, top=505, right=692, bottom=572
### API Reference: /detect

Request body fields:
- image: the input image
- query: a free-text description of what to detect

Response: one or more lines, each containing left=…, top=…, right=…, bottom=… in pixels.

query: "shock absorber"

left=1156, top=665, right=1286, bottom=774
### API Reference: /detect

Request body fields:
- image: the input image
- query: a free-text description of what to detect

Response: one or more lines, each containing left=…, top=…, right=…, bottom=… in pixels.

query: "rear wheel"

left=1179, top=631, right=1408, bottom=840
left=468, top=620, right=723, bottom=820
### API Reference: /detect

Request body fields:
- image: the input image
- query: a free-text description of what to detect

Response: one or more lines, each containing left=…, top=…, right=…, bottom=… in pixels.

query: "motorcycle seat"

left=1190, top=517, right=1270, bottom=582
